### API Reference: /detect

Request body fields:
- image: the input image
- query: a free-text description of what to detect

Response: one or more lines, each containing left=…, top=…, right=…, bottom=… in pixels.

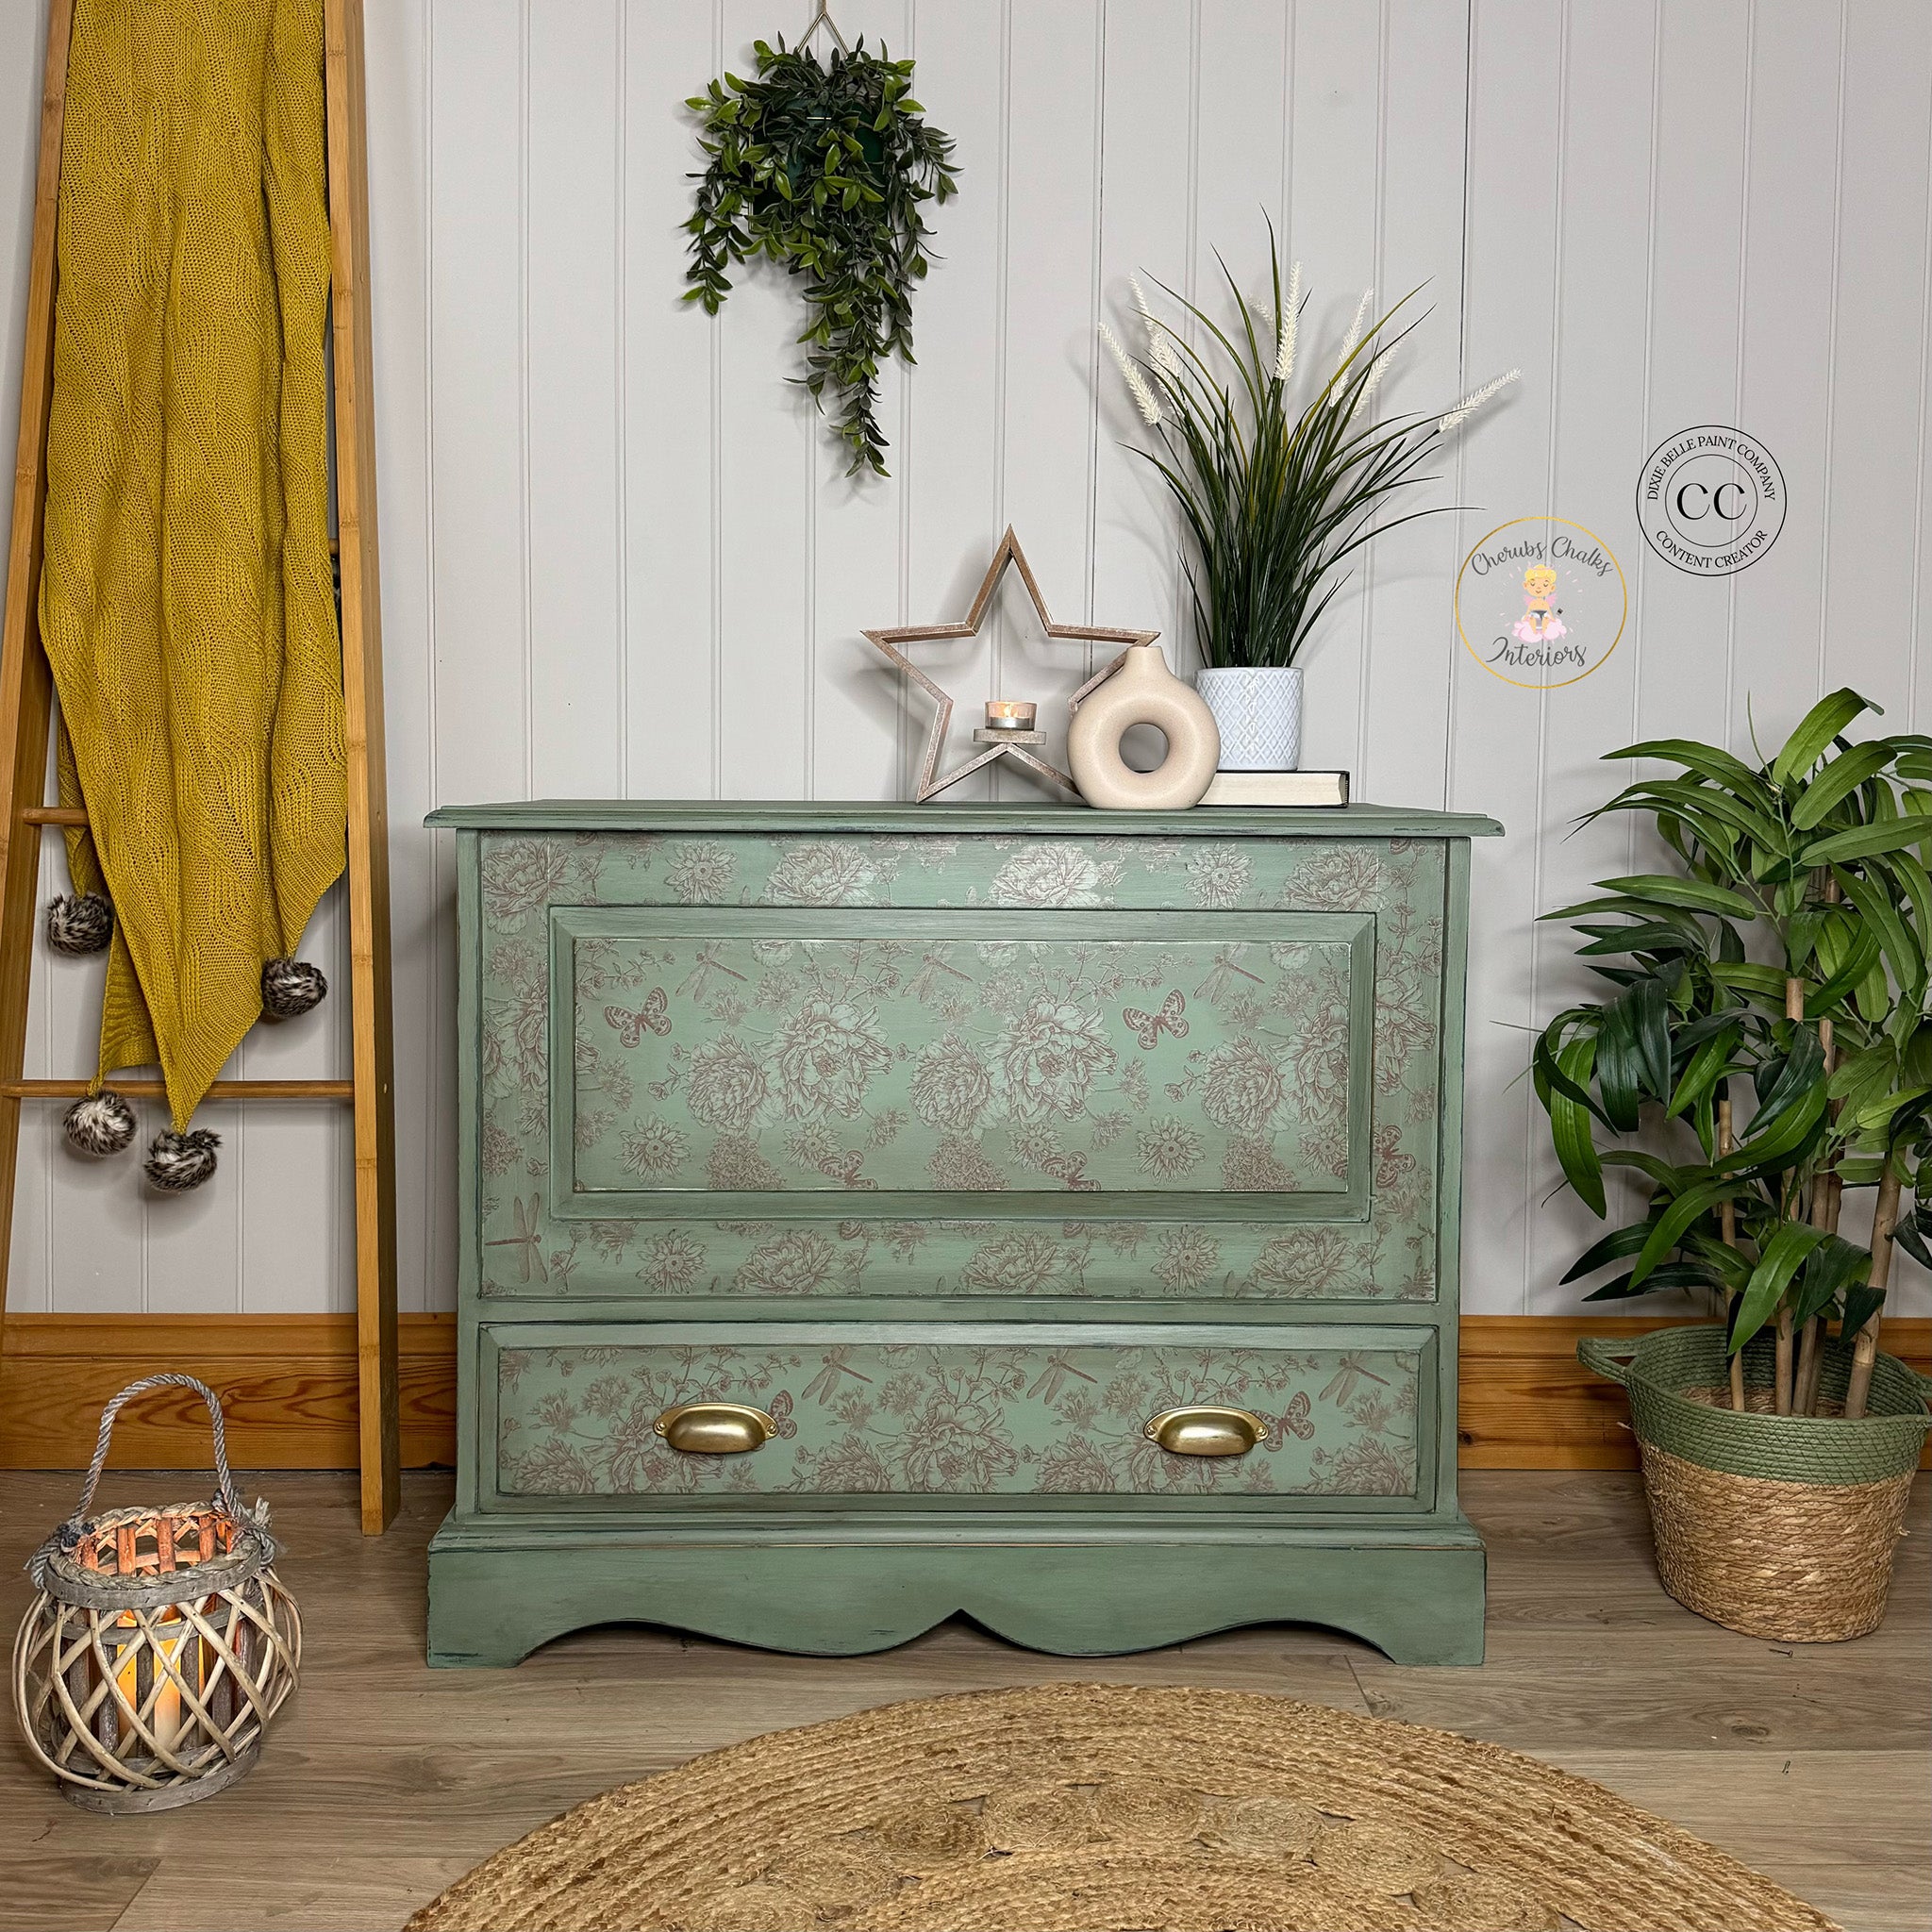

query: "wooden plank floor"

left=1, top=1469, right=1924, bottom=1932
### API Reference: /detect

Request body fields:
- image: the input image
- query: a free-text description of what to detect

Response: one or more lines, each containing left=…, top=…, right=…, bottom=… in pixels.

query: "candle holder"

left=863, top=526, right=1158, bottom=802
left=11, top=1374, right=301, bottom=1812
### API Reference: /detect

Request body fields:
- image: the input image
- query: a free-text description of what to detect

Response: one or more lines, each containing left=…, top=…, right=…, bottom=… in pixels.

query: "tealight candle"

left=984, top=699, right=1036, bottom=732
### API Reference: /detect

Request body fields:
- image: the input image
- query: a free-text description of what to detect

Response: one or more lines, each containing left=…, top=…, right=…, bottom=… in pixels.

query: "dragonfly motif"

left=908, top=950, right=973, bottom=1001
left=1122, top=988, right=1188, bottom=1050
left=675, top=944, right=749, bottom=1001
left=1025, top=1355, right=1099, bottom=1402
left=605, top=988, right=670, bottom=1046
left=800, top=1350, right=875, bottom=1405
left=1319, top=1355, right=1391, bottom=1406
left=1193, top=949, right=1263, bottom=1003
left=484, top=1195, right=548, bottom=1284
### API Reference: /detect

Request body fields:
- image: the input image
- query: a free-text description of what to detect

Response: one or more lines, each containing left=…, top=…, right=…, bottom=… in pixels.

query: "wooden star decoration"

left=864, top=527, right=1158, bottom=802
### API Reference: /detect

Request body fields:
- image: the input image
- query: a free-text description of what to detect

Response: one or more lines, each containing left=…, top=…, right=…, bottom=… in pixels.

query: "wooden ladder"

left=0, top=0, right=399, bottom=1533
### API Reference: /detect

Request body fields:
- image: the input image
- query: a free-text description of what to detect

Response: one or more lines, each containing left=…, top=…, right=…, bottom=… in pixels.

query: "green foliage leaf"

left=1730, top=1221, right=1831, bottom=1352
left=1771, top=688, right=1878, bottom=788
left=681, top=36, right=960, bottom=475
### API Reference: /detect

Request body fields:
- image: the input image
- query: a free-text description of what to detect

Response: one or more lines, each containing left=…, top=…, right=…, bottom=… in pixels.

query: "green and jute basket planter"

left=1580, top=1324, right=1932, bottom=1642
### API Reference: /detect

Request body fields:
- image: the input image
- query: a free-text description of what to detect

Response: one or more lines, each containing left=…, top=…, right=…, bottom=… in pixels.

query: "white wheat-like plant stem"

left=1132, top=278, right=1181, bottom=379
left=1341, top=287, right=1373, bottom=360
left=1361, top=346, right=1396, bottom=406
left=1099, top=323, right=1163, bottom=425
left=1437, top=367, right=1521, bottom=435
left=1274, top=259, right=1302, bottom=382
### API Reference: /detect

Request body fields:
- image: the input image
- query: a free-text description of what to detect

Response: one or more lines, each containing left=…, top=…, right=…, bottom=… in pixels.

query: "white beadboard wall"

left=2, top=0, right=1928, bottom=1320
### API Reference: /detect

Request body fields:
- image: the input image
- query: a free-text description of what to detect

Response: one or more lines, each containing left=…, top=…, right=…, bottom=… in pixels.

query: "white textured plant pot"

left=1195, top=666, right=1303, bottom=771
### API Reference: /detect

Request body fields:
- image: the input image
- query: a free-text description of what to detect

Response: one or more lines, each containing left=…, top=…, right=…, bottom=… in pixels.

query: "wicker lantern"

left=11, top=1374, right=301, bottom=1812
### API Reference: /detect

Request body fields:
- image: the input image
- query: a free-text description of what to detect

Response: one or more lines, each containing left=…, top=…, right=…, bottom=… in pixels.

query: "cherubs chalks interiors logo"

left=1456, top=517, right=1625, bottom=689
left=1637, top=425, right=1785, bottom=575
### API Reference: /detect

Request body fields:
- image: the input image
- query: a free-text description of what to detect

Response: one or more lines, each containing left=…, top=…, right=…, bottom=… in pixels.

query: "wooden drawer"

left=483, top=1321, right=1435, bottom=1506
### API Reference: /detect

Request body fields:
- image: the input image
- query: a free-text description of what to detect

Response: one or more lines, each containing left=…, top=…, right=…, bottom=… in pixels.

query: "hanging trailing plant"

left=683, top=36, right=959, bottom=476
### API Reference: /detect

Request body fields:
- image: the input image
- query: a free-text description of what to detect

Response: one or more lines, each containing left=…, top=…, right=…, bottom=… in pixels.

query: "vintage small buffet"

left=424, top=803, right=1500, bottom=1666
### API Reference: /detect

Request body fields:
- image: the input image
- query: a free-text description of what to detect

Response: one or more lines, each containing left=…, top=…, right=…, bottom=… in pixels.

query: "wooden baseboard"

left=0, top=1313, right=457, bottom=1472
left=1456, top=1314, right=1932, bottom=1470
left=1, top=1310, right=1925, bottom=1474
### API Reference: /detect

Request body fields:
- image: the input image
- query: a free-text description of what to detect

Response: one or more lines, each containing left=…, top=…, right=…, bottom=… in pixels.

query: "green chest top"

left=424, top=802, right=1500, bottom=1668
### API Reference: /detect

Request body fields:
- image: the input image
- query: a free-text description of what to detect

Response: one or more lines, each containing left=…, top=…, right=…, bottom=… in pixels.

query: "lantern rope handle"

left=61, top=1374, right=250, bottom=1541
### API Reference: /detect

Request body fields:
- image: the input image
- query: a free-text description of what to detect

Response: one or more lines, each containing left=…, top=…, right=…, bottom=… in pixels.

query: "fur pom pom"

left=63, top=1090, right=137, bottom=1157
left=46, top=893, right=113, bottom=955
left=262, top=957, right=327, bottom=1019
left=145, top=1128, right=220, bottom=1192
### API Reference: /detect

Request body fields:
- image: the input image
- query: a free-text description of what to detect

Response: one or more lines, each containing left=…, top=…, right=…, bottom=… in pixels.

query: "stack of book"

left=1197, top=771, right=1349, bottom=808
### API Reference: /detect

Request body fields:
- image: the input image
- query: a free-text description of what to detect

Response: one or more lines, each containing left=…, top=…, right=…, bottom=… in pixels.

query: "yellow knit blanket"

left=41, top=0, right=344, bottom=1131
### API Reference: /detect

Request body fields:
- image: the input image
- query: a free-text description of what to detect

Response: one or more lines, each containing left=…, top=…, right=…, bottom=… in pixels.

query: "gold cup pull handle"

left=1144, top=1405, right=1267, bottom=1457
left=653, top=1402, right=775, bottom=1455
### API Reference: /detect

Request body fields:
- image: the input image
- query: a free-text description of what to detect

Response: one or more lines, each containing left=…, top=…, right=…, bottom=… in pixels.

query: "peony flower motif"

left=1199, top=1039, right=1289, bottom=1135
left=1137, top=1116, right=1204, bottom=1180
left=638, top=1232, right=707, bottom=1291
left=911, top=1034, right=994, bottom=1130
left=481, top=840, right=576, bottom=930
left=805, top=1435, right=894, bottom=1492
left=1285, top=845, right=1382, bottom=909
left=997, top=995, right=1117, bottom=1121
left=962, top=1232, right=1067, bottom=1292
left=991, top=843, right=1109, bottom=908
left=1246, top=1226, right=1358, bottom=1297
left=664, top=841, right=738, bottom=901
left=1034, top=1435, right=1117, bottom=1493
left=736, top=1230, right=839, bottom=1294
left=765, top=841, right=877, bottom=906
left=621, top=1118, right=688, bottom=1176
left=774, top=998, right=892, bottom=1119
left=899, top=1389, right=1020, bottom=1491
left=1153, top=1227, right=1221, bottom=1291
left=482, top=979, right=549, bottom=1095
left=1185, top=845, right=1252, bottom=908
left=685, top=1036, right=772, bottom=1132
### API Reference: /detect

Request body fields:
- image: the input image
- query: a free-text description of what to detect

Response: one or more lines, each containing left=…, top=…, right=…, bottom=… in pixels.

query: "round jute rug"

left=403, top=1683, right=1837, bottom=1932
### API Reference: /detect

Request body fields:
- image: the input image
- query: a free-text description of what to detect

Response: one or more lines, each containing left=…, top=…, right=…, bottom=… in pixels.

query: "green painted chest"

left=425, top=802, right=1499, bottom=1666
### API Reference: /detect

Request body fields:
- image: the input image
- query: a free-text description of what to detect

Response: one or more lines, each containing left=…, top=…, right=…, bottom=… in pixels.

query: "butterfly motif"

left=766, top=1390, right=798, bottom=1441
left=818, top=1150, right=877, bottom=1190
left=605, top=988, right=669, bottom=1046
left=1039, top=1151, right=1101, bottom=1191
left=1274, top=1391, right=1314, bottom=1442
left=1123, top=988, right=1188, bottom=1051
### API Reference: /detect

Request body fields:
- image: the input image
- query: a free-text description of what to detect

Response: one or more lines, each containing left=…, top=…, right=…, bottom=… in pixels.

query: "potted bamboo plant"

left=1540, top=690, right=1932, bottom=1641
left=1100, top=230, right=1515, bottom=770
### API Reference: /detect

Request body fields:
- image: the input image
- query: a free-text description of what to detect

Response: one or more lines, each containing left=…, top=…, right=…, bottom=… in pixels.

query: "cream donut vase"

left=1067, top=644, right=1220, bottom=809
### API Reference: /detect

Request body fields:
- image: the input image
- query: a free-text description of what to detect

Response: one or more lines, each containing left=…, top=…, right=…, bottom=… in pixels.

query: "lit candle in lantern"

left=984, top=699, right=1036, bottom=732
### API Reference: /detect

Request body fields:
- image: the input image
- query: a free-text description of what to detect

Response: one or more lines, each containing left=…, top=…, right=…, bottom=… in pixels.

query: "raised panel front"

left=549, top=909, right=1374, bottom=1222
left=487, top=1322, right=1430, bottom=1504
